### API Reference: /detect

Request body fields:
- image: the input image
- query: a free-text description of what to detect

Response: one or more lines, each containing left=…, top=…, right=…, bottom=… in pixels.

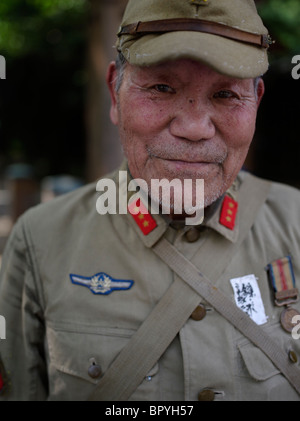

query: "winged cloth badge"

left=70, top=272, right=134, bottom=295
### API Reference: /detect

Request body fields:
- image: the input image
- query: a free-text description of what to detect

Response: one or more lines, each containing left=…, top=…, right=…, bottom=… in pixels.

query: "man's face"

left=107, top=59, right=264, bottom=211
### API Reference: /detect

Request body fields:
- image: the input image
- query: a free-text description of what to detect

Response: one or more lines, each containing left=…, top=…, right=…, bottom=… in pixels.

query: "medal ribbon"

left=267, top=256, right=299, bottom=306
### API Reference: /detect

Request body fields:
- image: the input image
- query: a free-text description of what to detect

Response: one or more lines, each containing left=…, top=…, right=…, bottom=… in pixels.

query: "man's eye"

left=213, top=90, right=237, bottom=99
left=153, top=84, right=174, bottom=93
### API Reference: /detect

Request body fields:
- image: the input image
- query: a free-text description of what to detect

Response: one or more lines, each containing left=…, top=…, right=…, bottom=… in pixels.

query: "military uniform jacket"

left=0, top=165, right=300, bottom=401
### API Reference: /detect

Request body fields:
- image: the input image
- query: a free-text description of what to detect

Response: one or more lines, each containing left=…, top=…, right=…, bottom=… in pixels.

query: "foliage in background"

left=1, top=0, right=299, bottom=60
left=0, top=0, right=299, bottom=184
left=257, top=0, right=300, bottom=56
left=0, top=0, right=88, bottom=178
left=0, top=0, right=87, bottom=58
left=255, top=0, right=300, bottom=187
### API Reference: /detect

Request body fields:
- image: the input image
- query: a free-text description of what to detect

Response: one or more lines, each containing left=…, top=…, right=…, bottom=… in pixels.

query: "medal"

left=280, top=306, right=300, bottom=333
left=267, top=256, right=299, bottom=333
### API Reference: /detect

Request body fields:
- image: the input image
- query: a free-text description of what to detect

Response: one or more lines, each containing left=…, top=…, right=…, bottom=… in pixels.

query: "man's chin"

left=147, top=183, right=225, bottom=214
left=155, top=159, right=223, bottom=181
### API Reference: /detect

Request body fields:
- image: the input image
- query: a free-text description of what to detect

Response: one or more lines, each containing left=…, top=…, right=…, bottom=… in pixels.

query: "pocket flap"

left=238, top=342, right=280, bottom=381
left=46, top=323, right=135, bottom=384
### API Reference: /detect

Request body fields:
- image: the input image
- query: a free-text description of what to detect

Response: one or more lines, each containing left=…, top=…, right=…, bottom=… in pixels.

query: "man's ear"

left=106, top=61, right=119, bottom=126
left=256, top=77, right=265, bottom=109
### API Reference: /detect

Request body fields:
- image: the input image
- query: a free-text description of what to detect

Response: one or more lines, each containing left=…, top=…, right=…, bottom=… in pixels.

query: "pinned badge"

left=267, top=256, right=299, bottom=307
left=128, top=198, right=157, bottom=236
left=280, top=307, right=300, bottom=334
left=230, top=274, right=268, bottom=326
left=219, top=195, right=238, bottom=230
left=70, top=272, right=134, bottom=295
left=267, top=256, right=300, bottom=333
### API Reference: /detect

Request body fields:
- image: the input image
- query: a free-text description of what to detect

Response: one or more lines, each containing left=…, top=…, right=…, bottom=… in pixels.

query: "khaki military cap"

left=116, top=0, right=273, bottom=78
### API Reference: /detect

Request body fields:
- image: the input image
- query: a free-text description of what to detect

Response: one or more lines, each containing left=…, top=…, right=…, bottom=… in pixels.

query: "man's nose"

left=169, top=99, right=216, bottom=142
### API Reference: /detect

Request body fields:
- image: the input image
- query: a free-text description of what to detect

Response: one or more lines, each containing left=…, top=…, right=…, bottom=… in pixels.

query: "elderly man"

left=0, top=0, right=300, bottom=402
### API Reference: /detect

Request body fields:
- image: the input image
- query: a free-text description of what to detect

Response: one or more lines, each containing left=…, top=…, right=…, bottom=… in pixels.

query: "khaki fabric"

left=0, top=164, right=300, bottom=401
left=116, top=0, right=270, bottom=78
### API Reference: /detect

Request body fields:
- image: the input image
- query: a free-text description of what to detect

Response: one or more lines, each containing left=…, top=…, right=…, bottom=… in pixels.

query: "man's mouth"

left=148, top=148, right=226, bottom=166
left=155, top=157, right=223, bottom=171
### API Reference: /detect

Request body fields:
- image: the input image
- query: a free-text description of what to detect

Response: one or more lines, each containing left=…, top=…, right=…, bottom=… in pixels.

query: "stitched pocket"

left=238, top=341, right=280, bottom=381
left=235, top=323, right=300, bottom=401
left=46, top=322, right=160, bottom=400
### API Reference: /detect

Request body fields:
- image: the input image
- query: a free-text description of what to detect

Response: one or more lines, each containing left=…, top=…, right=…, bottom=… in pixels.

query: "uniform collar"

left=204, top=176, right=242, bottom=243
left=116, top=161, right=168, bottom=248
left=117, top=161, right=242, bottom=247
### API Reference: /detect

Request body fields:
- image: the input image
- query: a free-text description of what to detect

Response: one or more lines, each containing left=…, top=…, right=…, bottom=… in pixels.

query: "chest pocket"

left=46, top=322, right=159, bottom=401
left=235, top=322, right=300, bottom=401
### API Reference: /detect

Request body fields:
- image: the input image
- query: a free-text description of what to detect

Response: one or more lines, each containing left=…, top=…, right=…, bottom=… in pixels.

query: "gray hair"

left=115, top=52, right=127, bottom=92
left=253, top=76, right=262, bottom=100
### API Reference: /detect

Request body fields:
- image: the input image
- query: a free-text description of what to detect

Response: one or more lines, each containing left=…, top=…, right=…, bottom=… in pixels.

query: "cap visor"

left=123, top=31, right=268, bottom=78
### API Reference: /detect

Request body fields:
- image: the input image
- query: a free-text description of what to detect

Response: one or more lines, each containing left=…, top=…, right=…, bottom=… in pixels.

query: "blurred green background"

left=0, top=0, right=299, bottom=187
left=0, top=0, right=88, bottom=180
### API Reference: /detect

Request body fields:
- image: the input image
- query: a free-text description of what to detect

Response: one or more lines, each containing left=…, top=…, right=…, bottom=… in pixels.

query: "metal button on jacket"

left=185, top=227, right=200, bottom=243
left=198, top=389, right=215, bottom=401
left=289, top=350, right=298, bottom=364
left=88, top=358, right=102, bottom=379
left=191, top=304, right=207, bottom=321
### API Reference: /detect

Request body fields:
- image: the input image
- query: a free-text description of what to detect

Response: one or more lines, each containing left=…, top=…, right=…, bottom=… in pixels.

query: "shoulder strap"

left=89, top=174, right=299, bottom=401
left=153, top=238, right=300, bottom=397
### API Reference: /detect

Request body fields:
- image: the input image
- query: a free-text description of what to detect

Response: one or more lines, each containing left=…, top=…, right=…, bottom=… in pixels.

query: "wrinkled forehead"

left=121, top=58, right=257, bottom=92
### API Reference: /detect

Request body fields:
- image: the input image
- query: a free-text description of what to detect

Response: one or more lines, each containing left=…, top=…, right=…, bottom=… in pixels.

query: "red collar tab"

left=219, top=195, right=238, bottom=230
left=0, top=373, right=3, bottom=393
left=128, top=199, right=157, bottom=235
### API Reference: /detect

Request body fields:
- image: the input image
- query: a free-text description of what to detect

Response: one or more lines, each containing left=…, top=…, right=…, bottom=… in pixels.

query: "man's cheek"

left=226, top=118, right=256, bottom=148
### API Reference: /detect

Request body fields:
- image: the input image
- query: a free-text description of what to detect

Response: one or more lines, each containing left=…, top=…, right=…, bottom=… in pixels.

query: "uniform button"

left=198, top=389, right=215, bottom=401
left=185, top=227, right=200, bottom=243
left=191, top=304, right=207, bottom=321
left=88, top=358, right=102, bottom=379
left=288, top=350, right=298, bottom=364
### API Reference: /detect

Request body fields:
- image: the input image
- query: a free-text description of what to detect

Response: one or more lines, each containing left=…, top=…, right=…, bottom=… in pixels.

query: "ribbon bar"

left=267, top=256, right=299, bottom=307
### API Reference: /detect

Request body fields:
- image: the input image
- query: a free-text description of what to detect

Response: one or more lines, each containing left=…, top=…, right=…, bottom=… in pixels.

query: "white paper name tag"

left=230, top=274, right=268, bottom=325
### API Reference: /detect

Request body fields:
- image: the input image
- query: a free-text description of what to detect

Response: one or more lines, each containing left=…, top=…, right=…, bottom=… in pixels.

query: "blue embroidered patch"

left=70, top=272, right=134, bottom=295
